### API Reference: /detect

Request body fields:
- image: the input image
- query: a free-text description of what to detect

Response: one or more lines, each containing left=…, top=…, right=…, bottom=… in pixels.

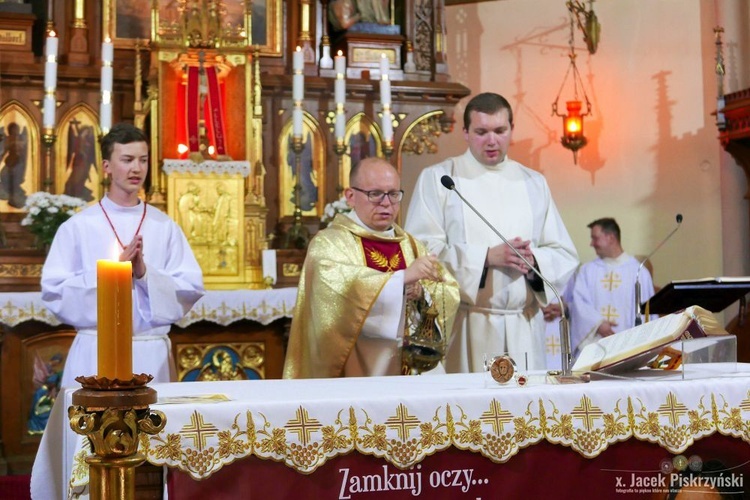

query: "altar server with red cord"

left=40, top=122, right=205, bottom=386
left=32, top=123, right=204, bottom=500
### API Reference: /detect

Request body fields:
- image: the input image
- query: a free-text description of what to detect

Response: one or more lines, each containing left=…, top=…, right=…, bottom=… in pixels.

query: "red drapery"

left=184, top=66, right=227, bottom=157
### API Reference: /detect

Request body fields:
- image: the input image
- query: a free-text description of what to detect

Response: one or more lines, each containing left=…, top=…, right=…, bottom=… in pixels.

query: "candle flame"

left=105, top=37, right=111, bottom=43
left=208, top=145, right=216, bottom=155
left=49, top=30, right=57, bottom=37
left=337, top=50, right=343, bottom=56
left=177, top=143, right=189, bottom=154
left=296, top=46, right=301, bottom=52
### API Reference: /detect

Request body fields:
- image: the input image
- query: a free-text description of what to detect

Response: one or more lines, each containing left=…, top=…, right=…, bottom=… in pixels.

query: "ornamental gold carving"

left=176, top=342, right=266, bottom=381
left=0, top=263, right=42, bottom=277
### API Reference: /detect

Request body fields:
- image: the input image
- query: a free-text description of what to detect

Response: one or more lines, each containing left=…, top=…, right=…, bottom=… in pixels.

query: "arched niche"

left=55, top=104, right=103, bottom=203
left=0, top=100, right=40, bottom=212
left=278, top=112, right=326, bottom=218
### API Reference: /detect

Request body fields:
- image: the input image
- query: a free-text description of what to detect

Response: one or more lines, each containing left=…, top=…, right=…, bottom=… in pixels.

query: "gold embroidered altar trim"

left=0, top=290, right=297, bottom=328
left=0, top=298, right=62, bottom=326
left=177, top=299, right=294, bottom=326
left=143, top=389, right=750, bottom=480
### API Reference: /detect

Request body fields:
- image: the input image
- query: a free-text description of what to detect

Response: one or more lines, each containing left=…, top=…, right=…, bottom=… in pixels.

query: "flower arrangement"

left=20, top=192, right=87, bottom=248
left=321, top=196, right=351, bottom=226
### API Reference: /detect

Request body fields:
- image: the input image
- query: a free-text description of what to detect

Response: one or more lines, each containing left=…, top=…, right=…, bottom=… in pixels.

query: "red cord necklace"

left=99, top=199, right=148, bottom=249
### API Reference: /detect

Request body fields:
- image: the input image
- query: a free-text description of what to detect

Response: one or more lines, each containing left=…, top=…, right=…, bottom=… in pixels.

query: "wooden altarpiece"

left=142, top=2, right=268, bottom=289
left=718, top=88, right=750, bottom=362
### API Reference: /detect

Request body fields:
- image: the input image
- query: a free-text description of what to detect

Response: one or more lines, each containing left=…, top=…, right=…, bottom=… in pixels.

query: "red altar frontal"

left=167, top=435, right=749, bottom=499
left=147, top=368, right=750, bottom=500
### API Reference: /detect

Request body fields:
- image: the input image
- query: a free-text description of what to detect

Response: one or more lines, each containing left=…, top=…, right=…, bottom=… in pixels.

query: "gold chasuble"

left=283, top=214, right=459, bottom=378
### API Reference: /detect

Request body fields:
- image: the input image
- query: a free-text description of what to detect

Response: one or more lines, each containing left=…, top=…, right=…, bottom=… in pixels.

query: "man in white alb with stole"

left=405, top=93, right=579, bottom=372
left=569, top=217, right=655, bottom=356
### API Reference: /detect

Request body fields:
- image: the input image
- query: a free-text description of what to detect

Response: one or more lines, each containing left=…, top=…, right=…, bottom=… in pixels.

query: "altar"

left=142, top=366, right=750, bottom=498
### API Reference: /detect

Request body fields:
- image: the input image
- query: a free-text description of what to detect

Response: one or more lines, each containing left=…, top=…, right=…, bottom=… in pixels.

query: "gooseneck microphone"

left=440, top=175, right=579, bottom=379
left=634, top=214, right=683, bottom=326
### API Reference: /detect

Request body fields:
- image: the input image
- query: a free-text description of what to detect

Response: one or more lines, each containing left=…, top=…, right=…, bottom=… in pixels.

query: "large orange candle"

left=97, top=260, right=133, bottom=380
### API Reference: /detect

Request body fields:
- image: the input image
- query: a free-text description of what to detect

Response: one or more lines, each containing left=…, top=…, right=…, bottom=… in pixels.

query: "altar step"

left=0, top=474, right=30, bottom=500
left=0, top=466, right=162, bottom=499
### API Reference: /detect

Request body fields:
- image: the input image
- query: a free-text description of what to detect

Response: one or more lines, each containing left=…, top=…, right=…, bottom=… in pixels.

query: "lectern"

left=642, top=277, right=750, bottom=316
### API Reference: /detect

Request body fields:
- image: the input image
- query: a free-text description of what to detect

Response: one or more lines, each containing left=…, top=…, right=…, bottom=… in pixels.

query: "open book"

left=572, top=305, right=730, bottom=373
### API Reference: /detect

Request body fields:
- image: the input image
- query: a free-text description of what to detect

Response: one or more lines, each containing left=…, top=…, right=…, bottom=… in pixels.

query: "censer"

left=402, top=276, right=446, bottom=374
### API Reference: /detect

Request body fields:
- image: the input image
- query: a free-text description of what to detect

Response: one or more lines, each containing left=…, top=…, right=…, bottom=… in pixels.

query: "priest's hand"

left=597, top=321, right=616, bottom=338
left=542, top=303, right=562, bottom=322
left=405, top=282, right=423, bottom=301
left=487, top=237, right=535, bottom=273
left=120, top=234, right=147, bottom=279
left=405, top=254, right=443, bottom=285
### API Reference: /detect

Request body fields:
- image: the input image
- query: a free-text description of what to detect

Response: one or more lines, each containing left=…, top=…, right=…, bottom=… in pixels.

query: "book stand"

left=588, top=336, right=737, bottom=380
left=643, top=278, right=750, bottom=315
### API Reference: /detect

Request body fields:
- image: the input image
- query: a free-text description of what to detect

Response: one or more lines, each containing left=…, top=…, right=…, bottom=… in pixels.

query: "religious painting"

left=340, top=112, right=382, bottom=190
left=104, top=0, right=282, bottom=55
left=166, top=172, right=245, bottom=286
left=176, top=343, right=264, bottom=381
left=279, top=113, right=326, bottom=218
left=56, top=105, right=103, bottom=203
left=22, top=332, right=74, bottom=436
left=0, top=100, right=38, bottom=212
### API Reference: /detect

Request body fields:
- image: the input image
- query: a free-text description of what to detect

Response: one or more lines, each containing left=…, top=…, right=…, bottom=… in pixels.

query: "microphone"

left=634, top=214, right=683, bottom=326
left=440, top=175, right=581, bottom=380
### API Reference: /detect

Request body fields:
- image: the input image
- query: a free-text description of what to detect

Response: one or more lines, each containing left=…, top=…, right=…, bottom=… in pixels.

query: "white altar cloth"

left=34, top=364, right=748, bottom=500
left=161, top=159, right=251, bottom=177
left=145, top=366, right=750, bottom=478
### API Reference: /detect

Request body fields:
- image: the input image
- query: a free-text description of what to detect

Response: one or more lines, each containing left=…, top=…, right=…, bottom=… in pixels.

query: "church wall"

left=402, top=0, right=749, bottom=309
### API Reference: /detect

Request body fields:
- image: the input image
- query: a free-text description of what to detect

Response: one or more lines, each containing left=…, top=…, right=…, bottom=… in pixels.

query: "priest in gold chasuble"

left=283, top=158, right=459, bottom=378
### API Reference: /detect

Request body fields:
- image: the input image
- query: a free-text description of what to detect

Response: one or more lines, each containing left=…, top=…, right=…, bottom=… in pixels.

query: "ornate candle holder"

left=281, top=136, right=310, bottom=249
left=69, top=374, right=166, bottom=500
left=42, top=128, right=56, bottom=192
left=382, top=140, right=394, bottom=161
left=333, top=138, right=346, bottom=195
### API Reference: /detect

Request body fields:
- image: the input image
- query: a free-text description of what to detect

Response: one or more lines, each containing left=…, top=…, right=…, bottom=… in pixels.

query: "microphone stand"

left=442, top=177, right=585, bottom=382
left=634, top=214, right=683, bottom=326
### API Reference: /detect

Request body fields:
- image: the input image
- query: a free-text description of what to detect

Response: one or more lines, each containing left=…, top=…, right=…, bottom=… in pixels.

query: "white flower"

left=321, top=196, right=351, bottom=225
left=21, top=191, right=87, bottom=247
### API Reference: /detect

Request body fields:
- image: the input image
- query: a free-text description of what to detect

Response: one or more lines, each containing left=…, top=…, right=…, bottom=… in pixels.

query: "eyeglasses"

left=351, top=187, right=404, bottom=204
